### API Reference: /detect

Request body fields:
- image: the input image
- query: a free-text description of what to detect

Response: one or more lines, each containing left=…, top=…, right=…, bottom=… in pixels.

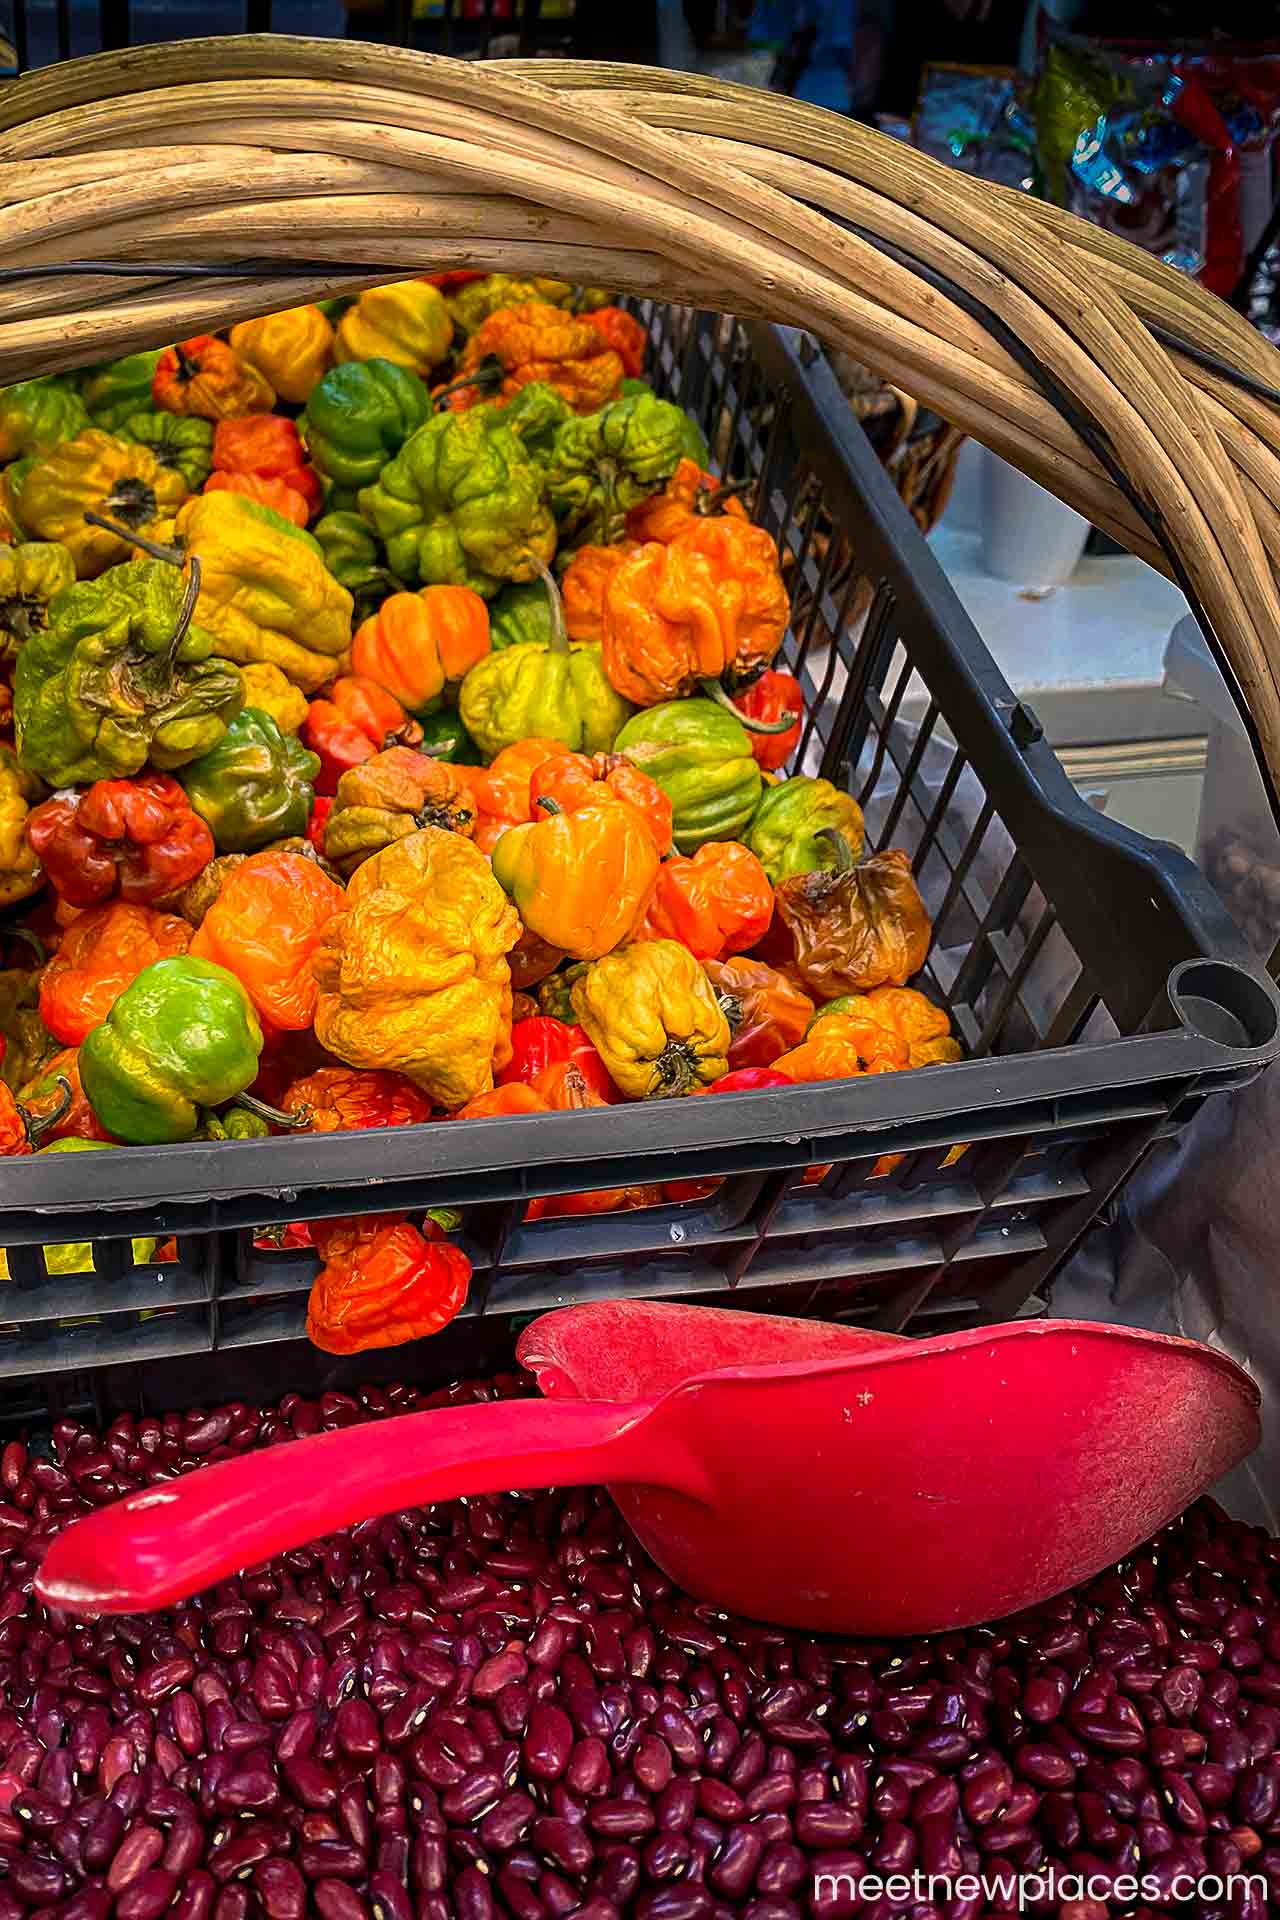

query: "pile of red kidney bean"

left=1, top=1373, right=1279, bottom=1920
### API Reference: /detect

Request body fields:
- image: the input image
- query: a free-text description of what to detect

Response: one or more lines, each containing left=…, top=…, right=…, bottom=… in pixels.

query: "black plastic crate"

left=2, top=306, right=1278, bottom=1422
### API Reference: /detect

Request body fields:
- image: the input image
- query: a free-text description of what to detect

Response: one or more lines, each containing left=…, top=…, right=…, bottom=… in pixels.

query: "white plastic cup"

left=981, top=448, right=1090, bottom=589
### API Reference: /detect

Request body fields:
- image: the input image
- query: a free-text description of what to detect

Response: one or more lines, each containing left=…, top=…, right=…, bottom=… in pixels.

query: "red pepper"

left=701, top=1067, right=793, bottom=1094
left=495, top=1015, right=617, bottom=1103
left=582, top=307, right=647, bottom=379
left=0, top=1076, right=71, bottom=1157
left=301, top=674, right=425, bottom=794
left=420, top=272, right=486, bottom=290
left=26, top=774, right=214, bottom=909
left=211, top=414, right=322, bottom=516
left=307, top=1213, right=470, bottom=1354
left=306, top=794, right=334, bottom=855
left=735, top=669, right=804, bottom=772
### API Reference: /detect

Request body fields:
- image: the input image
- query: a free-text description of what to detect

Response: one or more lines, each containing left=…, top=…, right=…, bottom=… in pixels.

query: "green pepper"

left=118, top=411, right=214, bottom=491
left=178, top=705, right=320, bottom=853
left=535, top=963, right=589, bottom=1024
left=312, top=511, right=402, bottom=616
left=302, top=357, right=431, bottom=495
left=80, top=955, right=263, bottom=1145
left=199, top=1104, right=270, bottom=1140
left=0, top=541, right=76, bottom=657
left=0, top=377, right=88, bottom=464
left=79, top=351, right=165, bottom=432
left=545, top=390, right=703, bottom=543
left=745, top=776, right=867, bottom=884
left=489, top=579, right=556, bottom=651
left=417, top=708, right=482, bottom=764
left=614, top=698, right=762, bottom=853
left=483, top=382, right=573, bottom=465
left=358, top=407, right=556, bottom=598
left=14, top=556, right=244, bottom=787
left=459, top=561, right=630, bottom=758
left=446, top=275, right=580, bottom=336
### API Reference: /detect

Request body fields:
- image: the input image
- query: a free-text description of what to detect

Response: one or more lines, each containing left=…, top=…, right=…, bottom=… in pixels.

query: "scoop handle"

left=36, top=1395, right=678, bottom=1616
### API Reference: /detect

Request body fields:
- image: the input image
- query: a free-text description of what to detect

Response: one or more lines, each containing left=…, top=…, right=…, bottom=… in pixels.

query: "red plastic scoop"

left=35, top=1303, right=1259, bottom=1634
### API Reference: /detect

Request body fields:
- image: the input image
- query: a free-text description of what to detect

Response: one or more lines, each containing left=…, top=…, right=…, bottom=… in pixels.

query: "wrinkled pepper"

left=491, top=790, right=659, bottom=961
left=614, top=699, right=762, bottom=853
left=17, top=430, right=188, bottom=578
left=582, top=307, right=647, bottom=380
left=704, top=954, right=813, bottom=1071
left=624, top=459, right=747, bottom=545
left=79, top=954, right=264, bottom=1144
left=640, top=840, right=773, bottom=962
left=302, top=358, right=431, bottom=498
left=495, top=1015, right=616, bottom=1103
left=760, top=837, right=933, bottom=999
left=536, top=963, right=589, bottom=1024
left=269, top=1066, right=433, bottom=1133
left=229, top=305, right=336, bottom=406
left=335, top=282, right=453, bottom=375
left=302, top=674, right=424, bottom=794
left=453, top=736, right=566, bottom=854
left=458, top=562, right=630, bottom=760
left=153, top=336, right=274, bottom=421
left=26, top=772, right=215, bottom=908
left=351, top=585, right=490, bottom=717
left=445, top=301, right=624, bottom=416
left=571, top=938, right=730, bottom=1098
left=809, top=984, right=962, bottom=1067
left=0, top=1075, right=72, bottom=1157
left=479, top=382, right=574, bottom=467
left=446, top=275, right=582, bottom=336
left=747, top=775, right=866, bottom=884
left=0, top=376, right=88, bottom=463
left=19, top=1049, right=115, bottom=1143
left=358, top=406, right=556, bottom=597
left=175, top=490, right=354, bottom=693
left=545, top=391, right=698, bottom=544
left=0, top=744, right=44, bottom=911
left=178, top=706, right=320, bottom=854
left=14, top=556, right=244, bottom=786
left=773, top=1010, right=909, bottom=1082
left=737, top=668, right=805, bottom=772
left=561, top=542, right=635, bottom=647
left=528, top=748, right=673, bottom=855
left=323, top=746, right=475, bottom=875
left=307, top=1212, right=470, bottom=1355
left=312, top=827, right=520, bottom=1108
left=239, top=662, right=309, bottom=736
left=210, top=415, right=322, bottom=518
left=203, top=470, right=311, bottom=528
left=79, top=351, right=165, bottom=433
left=119, top=412, right=214, bottom=492
left=313, top=511, right=402, bottom=616
left=39, top=901, right=192, bottom=1045
left=171, top=838, right=335, bottom=929
left=190, top=848, right=346, bottom=1033
left=0, top=961, right=57, bottom=1094
left=601, top=517, right=790, bottom=708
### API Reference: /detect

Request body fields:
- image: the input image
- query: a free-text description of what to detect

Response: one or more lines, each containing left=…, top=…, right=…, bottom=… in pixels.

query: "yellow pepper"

left=0, top=743, right=44, bottom=910
left=336, top=283, right=453, bottom=376
left=175, top=491, right=354, bottom=694
left=229, top=306, right=335, bottom=407
left=238, top=662, right=310, bottom=735
left=571, top=938, right=730, bottom=1098
left=312, top=827, right=520, bottom=1108
left=17, top=430, right=187, bottom=579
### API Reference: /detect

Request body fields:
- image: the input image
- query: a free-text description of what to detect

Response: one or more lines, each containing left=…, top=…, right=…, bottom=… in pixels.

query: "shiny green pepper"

left=0, top=376, right=88, bottom=463
left=358, top=407, right=556, bottom=598
left=14, top=557, right=244, bottom=787
left=459, top=567, right=630, bottom=758
left=80, top=955, right=263, bottom=1145
left=614, top=699, right=762, bottom=853
left=489, top=579, right=556, bottom=651
left=545, top=390, right=702, bottom=544
left=199, top=1104, right=271, bottom=1140
left=417, top=708, right=482, bottom=764
left=118, top=411, right=214, bottom=491
left=746, top=776, right=867, bottom=884
left=178, top=705, right=320, bottom=853
left=483, top=382, right=572, bottom=465
left=79, top=350, right=165, bottom=432
left=312, top=511, right=402, bottom=615
left=302, top=357, right=431, bottom=495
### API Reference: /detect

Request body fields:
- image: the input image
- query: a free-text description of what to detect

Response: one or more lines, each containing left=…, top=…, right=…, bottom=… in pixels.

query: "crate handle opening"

left=1166, top=959, right=1280, bottom=1052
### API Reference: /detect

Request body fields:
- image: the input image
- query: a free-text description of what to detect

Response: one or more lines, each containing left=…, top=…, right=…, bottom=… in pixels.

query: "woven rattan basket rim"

left=3, top=35, right=1280, bottom=801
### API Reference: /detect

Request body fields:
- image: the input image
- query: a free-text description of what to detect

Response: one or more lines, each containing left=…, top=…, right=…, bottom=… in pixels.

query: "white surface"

left=981, top=450, right=1091, bottom=589
left=928, top=521, right=1189, bottom=696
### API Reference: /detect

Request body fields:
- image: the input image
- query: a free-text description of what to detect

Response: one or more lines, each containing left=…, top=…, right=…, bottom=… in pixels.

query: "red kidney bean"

left=523, top=1706, right=572, bottom=1783
left=566, top=1738, right=609, bottom=1797
left=116, top=1868, right=178, bottom=1920
left=6, top=1854, right=68, bottom=1904
left=442, top=1768, right=503, bottom=1824
left=314, top=1884, right=369, bottom=1920
left=107, top=1822, right=165, bottom=1892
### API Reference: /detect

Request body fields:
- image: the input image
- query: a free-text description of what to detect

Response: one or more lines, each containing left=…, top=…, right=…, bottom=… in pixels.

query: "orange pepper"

left=625, top=459, right=749, bottom=545
left=153, top=335, right=274, bottom=421
left=301, top=674, right=424, bottom=795
left=773, top=1012, right=909, bottom=1082
left=561, top=542, right=638, bottom=645
left=704, top=955, right=813, bottom=1071
left=18, top=1047, right=115, bottom=1143
left=455, top=1083, right=548, bottom=1120
left=444, top=302, right=625, bottom=415
left=203, top=470, right=311, bottom=527
left=601, top=518, right=790, bottom=706
left=453, top=737, right=564, bottom=854
left=640, top=842, right=774, bottom=963
left=210, top=414, right=321, bottom=515
left=273, top=1067, right=433, bottom=1132
left=190, top=849, right=346, bottom=1033
left=582, top=307, right=647, bottom=378
left=528, top=749, right=673, bottom=856
left=307, top=1214, right=470, bottom=1354
left=39, top=901, right=191, bottom=1046
left=351, top=587, right=490, bottom=716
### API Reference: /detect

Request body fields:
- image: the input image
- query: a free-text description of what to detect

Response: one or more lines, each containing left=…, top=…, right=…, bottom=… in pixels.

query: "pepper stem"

left=526, top=553, right=569, bottom=657
left=24, top=1076, right=72, bottom=1147
left=83, top=513, right=202, bottom=668
left=697, top=478, right=755, bottom=516
left=432, top=355, right=504, bottom=410
left=235, top=1092, right=312, bottom=1132
left=698, top=677, right=795, bottom=734
left=83, top=510, right=184, bottom=569
left=816, top=827, right=856, bottom=873
left=535, top=796, right=563, bottom=816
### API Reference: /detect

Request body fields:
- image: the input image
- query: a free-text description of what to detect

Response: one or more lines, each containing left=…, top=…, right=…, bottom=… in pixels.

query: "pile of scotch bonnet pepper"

left=0, top=273, right=961, bottom=1355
